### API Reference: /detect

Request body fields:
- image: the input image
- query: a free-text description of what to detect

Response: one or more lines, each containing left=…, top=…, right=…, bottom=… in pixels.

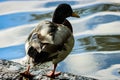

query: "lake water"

left=0, top=1, right=120, bottom=80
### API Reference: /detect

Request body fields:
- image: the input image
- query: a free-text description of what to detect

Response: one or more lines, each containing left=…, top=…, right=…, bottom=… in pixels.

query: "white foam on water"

left=0, top=23, right=37, bottom=48
left=0, top=1, right=47, bottom=15
left=0, top=0, right=119, bottom=15
left=62, top=52, right=120, bottom=80
left=63, top=54, right=99, bottom=75
left=72, top=12, right=120, bottom=37
left=89, top=64, right=120, bottom=80
left=74, top=21, right=120, bottom=38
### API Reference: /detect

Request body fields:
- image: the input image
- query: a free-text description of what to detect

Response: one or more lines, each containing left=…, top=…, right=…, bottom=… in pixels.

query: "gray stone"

left=0, top=59, right=98, bottom=80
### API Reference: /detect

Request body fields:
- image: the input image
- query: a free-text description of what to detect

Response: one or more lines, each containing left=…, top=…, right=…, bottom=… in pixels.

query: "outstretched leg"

left=20, top=65, right=35, bottom=79
left=46, top=64, right=61, bottom=78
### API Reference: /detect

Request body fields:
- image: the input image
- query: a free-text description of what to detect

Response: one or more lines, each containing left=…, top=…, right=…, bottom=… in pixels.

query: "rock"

left=0, top=59, right=98, bottom=80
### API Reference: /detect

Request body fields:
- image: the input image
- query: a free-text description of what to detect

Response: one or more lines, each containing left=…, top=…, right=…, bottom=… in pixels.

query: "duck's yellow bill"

left=72, top=12, right=80, bottom=18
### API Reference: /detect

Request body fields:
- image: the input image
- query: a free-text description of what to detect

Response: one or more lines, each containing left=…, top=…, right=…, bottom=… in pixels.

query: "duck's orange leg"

left=20, top=65, right=35, bottom=79
left=46, top=64, right=61, bottom=78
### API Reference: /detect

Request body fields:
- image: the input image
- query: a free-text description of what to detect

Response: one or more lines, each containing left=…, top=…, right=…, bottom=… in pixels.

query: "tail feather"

left=27, top=46, right=50, bottom=64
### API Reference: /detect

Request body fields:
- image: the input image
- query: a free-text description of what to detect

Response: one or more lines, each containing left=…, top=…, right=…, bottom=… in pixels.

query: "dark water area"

left=77, top=35, right=120, bottom=52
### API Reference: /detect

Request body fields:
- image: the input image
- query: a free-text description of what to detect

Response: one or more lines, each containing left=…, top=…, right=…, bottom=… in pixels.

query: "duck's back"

left=25, top=20, right=73, bottom=64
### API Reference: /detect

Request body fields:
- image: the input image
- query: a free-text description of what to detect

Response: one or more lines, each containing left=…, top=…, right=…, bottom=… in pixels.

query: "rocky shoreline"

left=0, top=59, right=98, bottom=80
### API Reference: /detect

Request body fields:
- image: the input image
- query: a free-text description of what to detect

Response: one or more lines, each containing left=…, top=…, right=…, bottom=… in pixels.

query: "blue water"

left=0, top=0, right=8, bottom=2
left=87, top=15, right=120, bottom=29
left=0, top=12, right=46, bottom=29
left=44, top=1, right=78, bottom=7
left=0, top=44, right=25, bottom=60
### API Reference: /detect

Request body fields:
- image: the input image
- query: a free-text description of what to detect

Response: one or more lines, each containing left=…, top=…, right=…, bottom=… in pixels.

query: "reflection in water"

left=58, top=52, right=120, bottom=76
left=58, top=54, right=99, bottom=75
left=75, top=35, right=120, bottom=53
left=95, top=35, right=120, bottom=51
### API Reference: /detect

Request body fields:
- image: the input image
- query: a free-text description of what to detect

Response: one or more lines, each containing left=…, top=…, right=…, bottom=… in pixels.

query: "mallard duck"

left=21, top=3, right=80, bottom=79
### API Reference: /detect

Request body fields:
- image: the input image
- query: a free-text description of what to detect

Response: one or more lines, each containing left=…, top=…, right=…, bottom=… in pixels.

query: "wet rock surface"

left=0, top=59, right=98, bottom=80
